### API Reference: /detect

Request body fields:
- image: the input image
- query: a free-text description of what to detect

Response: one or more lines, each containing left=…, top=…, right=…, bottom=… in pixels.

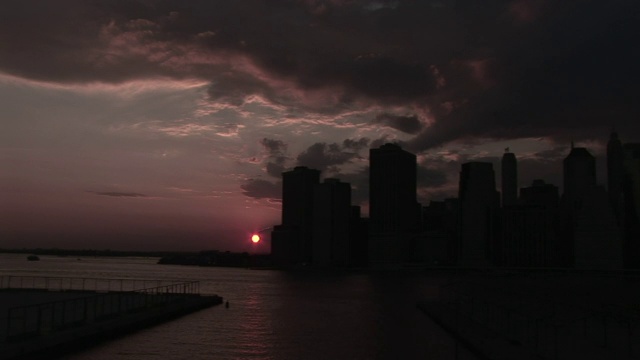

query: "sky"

left=1, top=0, right=639, bottom=252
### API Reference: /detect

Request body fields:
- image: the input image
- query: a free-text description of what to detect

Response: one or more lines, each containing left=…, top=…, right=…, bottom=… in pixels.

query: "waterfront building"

left=572, top=185, right=623, bottom=269
left=608, top=131, right=624, bottom=221
left=458, top=162, right=500, bottom=266
left=501, top=150, right=518, bottom=207
left=562, top=145, right=622, bottom=269
left=520, top=179, right=559, bottom=208
left=502, top=180, right=559, bottom=267
left=348, top=206, right=369, bottom=267
left=417, top=199, right=459, bottom=265
left=563, top=145, right=597, bottom=211
left=369, top=143, right=419, bottom=233
left=502, top=205, right=553, bottom=267
left=312, top=178, right=351, bottom=267
left=558, top=145, right=597, bottom=266
left=368, top=143, right=420, bottom=265
left=622, top=143, right=640, bottom=268
left=271, top=166, right=320, bottom=266
left=270, top=225, right=299, bottom=267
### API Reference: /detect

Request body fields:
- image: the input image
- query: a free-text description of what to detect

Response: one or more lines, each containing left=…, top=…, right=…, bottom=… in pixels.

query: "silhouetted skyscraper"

left=563, top=145, right=596, bottom=210
left=419, top=199, right=459, bottom=265
left=312, top=178, right=351, bottom=267
left=458, top=162, right=500, bottom=266
left=559, top=146, right=597, bottom=266
left=348, top=206, right=368, bottom=267
left=369, top=143, right=419, bottom=265
left=501, top=150, right=518, bottom=207
left=562, top=145, right=622, bottom=269
left=608, top=131, right=624, bottom=221
left=271, top=166, right=320, bottom=266
left=369, top=143, right=418, bottom=233
left=622, top=143, right=640, bottom=268
left=502, top=180, right=559, bottom=267
left=520, top=179, right=559, bottom=208
left=282, top=166, right=321, bottom=230
left=573, top=185, right=622, bottom=269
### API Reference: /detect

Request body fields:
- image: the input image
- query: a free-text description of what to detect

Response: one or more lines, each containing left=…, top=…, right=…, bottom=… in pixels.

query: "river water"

left=0, top=254, right=476, bottom=359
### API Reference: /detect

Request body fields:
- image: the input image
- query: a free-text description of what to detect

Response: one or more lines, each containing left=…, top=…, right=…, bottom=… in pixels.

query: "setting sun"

left=251, top=234, right=260, bottom=243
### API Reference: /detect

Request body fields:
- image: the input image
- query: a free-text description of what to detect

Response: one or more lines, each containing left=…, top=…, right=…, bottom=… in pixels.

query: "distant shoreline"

left=0, top=248, right=268, bottom=259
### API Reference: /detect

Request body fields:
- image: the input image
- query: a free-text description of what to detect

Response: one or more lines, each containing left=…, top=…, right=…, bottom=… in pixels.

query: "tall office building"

left=271, top=166, right=320, bottom=266
left=458, top=162, right=500, bottom=266
left=559, top=145, right=596, bottom=266
left=312, top=178, right=351, bottom=267
left=520, top=179, right=559, bottom=208
left=502, top=180, right=559, bottom=267
left=563, top=145, right=596, bottom=210
left=368, top=143, right=419, bottom=265
left=573, top=185, right=622, bottom=269
left=622, top=143, right=640, bottom=268
left=419, top=199, right=459, bottom=265
left=562, top=145, right=622, bottom=269
left=501, top=150, right=518, bottom=207
left=608, top=131, right=624, bottom=221
left=348, top=206, right=368, bottom=267
left=369, top=143, right=418, bottom=233
left=282, top=166, right=321, bottom=229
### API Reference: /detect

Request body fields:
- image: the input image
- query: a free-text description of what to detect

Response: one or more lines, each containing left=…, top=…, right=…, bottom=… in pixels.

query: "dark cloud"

left=260, top=138, right=288, bottom=178
left=373, top=113, right=422, bottom=134
left=0, top=1, right=442, bottom=100
left=311, top=56, right=436, bottom=103
left=331, top=166, right=370, bottom=206
left=1, top=0, right=638, bottom=145
left=417, top=165, right=448, bottom=188
left=296, top=142, right=359, bottom=171
left=240, top=179, right=281, bottom=199
left=533, top=145, right=571, bottom=162
left=207, top=71, right=275, bottom=106
left=245, top=137, right=371, bottom=201
left=89, top=191, right=147, bottom=198
left=261, top=138, right=287, bottom=155
left=370, top=136, right=406, bottom=149
left=342, top=137, right=370, bottom=150
left=517, top=158, right=564, bottom=193
left=266, top=162, right=286, bottom=178
left=410, top=0, right=640, bottom=149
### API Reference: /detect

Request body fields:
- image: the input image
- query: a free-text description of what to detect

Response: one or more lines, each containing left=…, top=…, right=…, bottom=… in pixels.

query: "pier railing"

left=0, top=275, right=190, bottom=293
left=1, top=276, right=202, bottom=342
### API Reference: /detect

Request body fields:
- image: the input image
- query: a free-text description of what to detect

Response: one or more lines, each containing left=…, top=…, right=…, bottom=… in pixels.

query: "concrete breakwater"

left=0, top=276, right=223, bottom=359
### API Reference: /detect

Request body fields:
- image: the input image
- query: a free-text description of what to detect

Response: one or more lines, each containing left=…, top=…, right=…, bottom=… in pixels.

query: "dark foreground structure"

left=419, top=271, right=640, bottom=360
left=0, top=276, right=222, bottom=359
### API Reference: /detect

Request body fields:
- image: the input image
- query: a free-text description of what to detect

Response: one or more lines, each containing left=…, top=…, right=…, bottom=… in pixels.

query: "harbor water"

left=0, top=254, right=472, bottom=359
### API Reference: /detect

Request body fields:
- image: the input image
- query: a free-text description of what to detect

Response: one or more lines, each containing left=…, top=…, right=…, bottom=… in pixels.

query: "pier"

left=0, top=276, right=222, bottom=359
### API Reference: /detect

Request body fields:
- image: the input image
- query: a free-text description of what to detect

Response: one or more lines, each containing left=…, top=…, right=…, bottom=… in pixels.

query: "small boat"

left=27, top=255, right=40, bottom=261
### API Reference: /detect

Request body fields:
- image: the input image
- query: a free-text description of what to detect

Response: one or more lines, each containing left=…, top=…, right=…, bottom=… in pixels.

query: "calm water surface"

left=0, top=254, right=475, bottom=359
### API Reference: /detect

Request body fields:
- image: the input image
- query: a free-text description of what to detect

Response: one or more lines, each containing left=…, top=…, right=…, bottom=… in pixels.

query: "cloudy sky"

left=1, top=0, right=638, bottom=252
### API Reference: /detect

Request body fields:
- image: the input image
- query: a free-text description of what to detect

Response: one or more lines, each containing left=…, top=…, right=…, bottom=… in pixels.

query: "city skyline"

left=2, top=1, right=639, bottom=252
left=271, top=137, right=638, bottom=269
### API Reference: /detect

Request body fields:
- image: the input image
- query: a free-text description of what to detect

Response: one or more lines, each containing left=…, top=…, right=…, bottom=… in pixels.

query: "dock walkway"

left=0, top=276, right=222, bottom=359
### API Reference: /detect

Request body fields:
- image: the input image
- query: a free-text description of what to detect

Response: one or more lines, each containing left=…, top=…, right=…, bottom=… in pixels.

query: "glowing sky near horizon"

left=1, top=0, right=638, bottom=252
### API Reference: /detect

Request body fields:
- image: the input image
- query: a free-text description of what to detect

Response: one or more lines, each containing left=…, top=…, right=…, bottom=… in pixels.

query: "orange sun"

left=251, top=234, right=261, bottom=243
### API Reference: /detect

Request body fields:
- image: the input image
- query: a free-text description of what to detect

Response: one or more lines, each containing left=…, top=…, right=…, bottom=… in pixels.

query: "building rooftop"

left=567, top=147, right=594, bottom=158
